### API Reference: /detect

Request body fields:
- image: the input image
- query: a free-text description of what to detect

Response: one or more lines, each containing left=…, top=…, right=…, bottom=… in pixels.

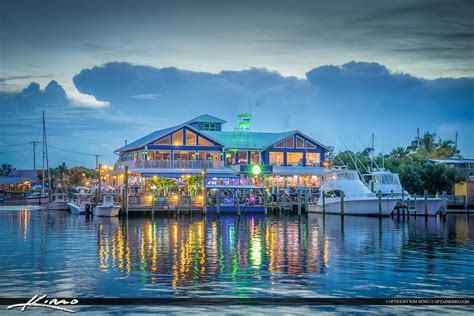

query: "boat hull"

left=67, top=202, right=85, bottom=215
left=44, top=201, right=68, bottom=211
left=308, top=198, right=399, bottom=216
left=94, top=205, right=120, bottom=217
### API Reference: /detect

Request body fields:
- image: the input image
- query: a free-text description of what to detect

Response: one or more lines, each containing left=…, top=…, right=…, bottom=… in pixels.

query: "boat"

left=307, top=170, right=399, bottom=216
left=363, top=169, right=443, bottom=216
left=67, top=193, right=94, bottom=215
left=94, top=194, right=121, bottom=217
left=25, top=191, right=49, bottom=205
left=43, top=193, right=69, bottom=210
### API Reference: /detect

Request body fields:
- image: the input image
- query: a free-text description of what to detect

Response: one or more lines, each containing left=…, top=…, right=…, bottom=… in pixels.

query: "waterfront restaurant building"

left=109, top=114, right=329, bottom=189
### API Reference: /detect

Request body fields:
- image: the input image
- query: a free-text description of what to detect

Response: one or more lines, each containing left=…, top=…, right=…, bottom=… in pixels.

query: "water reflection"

left=1, top=209, right=473, bottom=298
left=95, top=215, right=336, bottom=289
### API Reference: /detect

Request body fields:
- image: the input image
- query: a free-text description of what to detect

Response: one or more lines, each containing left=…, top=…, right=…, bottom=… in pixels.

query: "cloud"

left=2, top=60, right=473, bottom=169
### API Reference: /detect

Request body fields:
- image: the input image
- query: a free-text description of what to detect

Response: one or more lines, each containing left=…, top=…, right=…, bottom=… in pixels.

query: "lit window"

left=306, top=153, right=320, bottom=166
left=274, top=140, right=285, bottom=148
left=286, top=136, right=294, bottom=148
left=155, top=135, right=171, bottom=145
left=198, top=136, right=213, bottom=146
left=305, top=141, right=316, bottom=149
left=226, top=150, right=237, bottom=165
left=172, top=129, right=183, bottom=146
left=238, top=151, right=248, bottom=165
left=286, top=152, right=303, bottom=166
left=269, top=152, right=284, bottom=166
left=185, top=129, right=197, bottom=145
left=250, top=151, right=260, bottom=164
left=296, top=136, right=304, bottom=148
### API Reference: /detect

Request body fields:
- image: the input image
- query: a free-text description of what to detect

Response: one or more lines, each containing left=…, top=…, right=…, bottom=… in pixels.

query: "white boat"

left=44, top=193, right=69, bottom=210
left=363, top=169, right=443, bottom=216
left=94, top=194, right=121, bottom=217
left=308, top=170, right=399, bottom=216
left=67, top=194, right=94, bottom=215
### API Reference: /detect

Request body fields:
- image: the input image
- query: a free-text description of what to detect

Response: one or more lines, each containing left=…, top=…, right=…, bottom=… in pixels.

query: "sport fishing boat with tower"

left=363, top=169, right=443, bottom=216
left=308, top=169, right=399, bottom=216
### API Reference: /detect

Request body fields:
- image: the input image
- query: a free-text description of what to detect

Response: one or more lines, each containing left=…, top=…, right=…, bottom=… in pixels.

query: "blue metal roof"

left=200, top=130, right=295, bottom=150
left=115, top=125, right=180, bottom=152
left=0, top=177, right=30, bottom=185
left=185, top=114, right=226, bottom=124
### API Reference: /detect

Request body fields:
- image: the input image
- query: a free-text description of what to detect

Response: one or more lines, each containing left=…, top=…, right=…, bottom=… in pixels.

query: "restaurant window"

left=173, top=151, right=195, bottom=160
left=269, top=152, right=284, bottom=166
left=226, top=151, right=236, bottom=165
left=155, top=135, right=171, bottom=145
left=238, top=151, right=248, bottom=165
left=306, top=152, right=320, bottom=166
left=185, top=129, right=197, bottom=145
left=286, top=136, right=294, bottom=148
left=296, top=136, right=304, bottom=148
left=250, top=151, right=260, bottom=164
left=273, top=140, right=284, bottom=148
left=305, top=141, right=316, bottom=149
left=148, top=151, right=170, bottom=160
left=203, top=123, right=216, bottom=131
left=198, top=152, right=219, bottom=161
left=172, top=129, right=183, bottom=146
left=198, top=136, right=213, bottom=146
left=286, top=152, right=303, bottom=166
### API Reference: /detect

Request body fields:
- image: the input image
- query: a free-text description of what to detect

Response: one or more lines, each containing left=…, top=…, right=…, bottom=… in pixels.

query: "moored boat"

left=94, top=194, right=120, bottom=217
left=44, top=193, right=69, bottom=210
left=363, top=169, right=443, bottom=216
left=67, top=193, right=94, bottom=215
left=308, top=170, right=399, bottom=216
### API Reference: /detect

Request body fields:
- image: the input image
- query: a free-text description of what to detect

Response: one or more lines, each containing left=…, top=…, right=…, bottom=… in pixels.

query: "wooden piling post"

left=151, top=193, right=155, bottom=218
left=322, top=190, right=326, bottom=215
left=216, top=189, right=221, bottom=215
left=340, top=191, right=344, bottom=216
left=97, top=163, right=102, bottom=205
left=177, top=195, right=180, bottom=216
left=202, top=168, right=207, bottom=215
left=236, top=189, right=241, bottom=216
left=304, top=189, right=309, bottom=213
left=442, top=191, right=447, bottom=216
left=263, top=189, right=268, bottom=215
left=124, top=166, right=129, bottom=216
left=378, top=190, right=382, bottom=217
left=413, top=194, right=417, bottom=217
left=424, top=190, right=428, bottom=217
left=297, top=188, right=302, bottom=216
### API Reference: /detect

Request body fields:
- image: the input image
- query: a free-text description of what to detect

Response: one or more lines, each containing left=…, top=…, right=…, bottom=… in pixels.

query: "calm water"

left=1, top=208, right=473, bottom=314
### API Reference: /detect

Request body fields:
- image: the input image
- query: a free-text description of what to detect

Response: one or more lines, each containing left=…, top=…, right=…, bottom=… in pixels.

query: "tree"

left=0, top=164, right=13, bottom=176
left=185, top=175, right=202, bottom=196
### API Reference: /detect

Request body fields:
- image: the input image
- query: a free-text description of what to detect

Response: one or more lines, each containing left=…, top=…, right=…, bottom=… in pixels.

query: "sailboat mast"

left=43, top=111, right=52, bottom=202
left=42, top=114, right=45, bottom=199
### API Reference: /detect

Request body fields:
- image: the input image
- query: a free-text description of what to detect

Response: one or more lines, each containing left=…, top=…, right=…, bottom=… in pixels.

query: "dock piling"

left=124, top=165, right=129, bottom=216
left=377, top=190, right=382, bottom=217
left=322, top=191, right=325, bottom=215
left=236, top=190, right=241, bottom=216
left=216, top=189, right=221, bottom=215
left=442, top=191, right=447, bottom=216
left=424, top=190, right=428, bottom=217
left=297, top=188, right=302, bottom=216
left=340, top=191, right=344, bottom=217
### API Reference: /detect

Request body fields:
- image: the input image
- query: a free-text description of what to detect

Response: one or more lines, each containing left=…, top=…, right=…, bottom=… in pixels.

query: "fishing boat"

left=307, top=170, right=399, bottom=216
left=43, top=193, right=69, bottom=210
left=94, top=194, right=120, bottom=217
left=25, top=191, right=50, bottom=205
left=67, top=193, right=94, bottom=215
left=363, top=169, right=443, bottom=216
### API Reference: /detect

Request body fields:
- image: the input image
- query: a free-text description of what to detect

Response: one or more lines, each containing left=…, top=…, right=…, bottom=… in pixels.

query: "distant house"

left=429, top=158, right=474, bottom=176
left=109, top=113, right=330, bottom=188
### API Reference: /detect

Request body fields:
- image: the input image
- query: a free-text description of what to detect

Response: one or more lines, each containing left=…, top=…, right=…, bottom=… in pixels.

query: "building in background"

left=107, top=114, right=330, bottom=189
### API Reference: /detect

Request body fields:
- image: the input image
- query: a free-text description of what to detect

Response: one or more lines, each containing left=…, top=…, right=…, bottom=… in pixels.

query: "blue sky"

left=0, top=0, right=473, bottom=168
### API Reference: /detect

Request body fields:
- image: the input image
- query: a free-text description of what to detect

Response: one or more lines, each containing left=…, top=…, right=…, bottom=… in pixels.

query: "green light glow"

left=251, top=165, right=261, bottom=175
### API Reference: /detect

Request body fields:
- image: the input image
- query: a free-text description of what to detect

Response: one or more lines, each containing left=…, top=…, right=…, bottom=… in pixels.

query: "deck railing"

left=116, top=159, right=225, bottom=170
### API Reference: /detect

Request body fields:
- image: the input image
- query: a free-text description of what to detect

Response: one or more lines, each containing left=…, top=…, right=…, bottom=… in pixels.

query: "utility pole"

left=95, top=155, right=100, bottom=169
left=455, top=131, right=458, bottom=154
left=31, top=141, right=39, bottom=172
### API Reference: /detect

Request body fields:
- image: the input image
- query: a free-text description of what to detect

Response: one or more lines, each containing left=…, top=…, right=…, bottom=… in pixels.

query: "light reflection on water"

left=0, top=208, right=473, bottom=312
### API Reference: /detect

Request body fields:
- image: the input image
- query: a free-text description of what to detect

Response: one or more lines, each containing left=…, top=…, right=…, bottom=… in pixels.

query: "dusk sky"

left=1, top=0, right=473, bottom=168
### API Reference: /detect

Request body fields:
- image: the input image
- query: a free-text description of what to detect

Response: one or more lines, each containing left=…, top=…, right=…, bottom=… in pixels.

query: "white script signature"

left=7, top=295, right=78, bottom=313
